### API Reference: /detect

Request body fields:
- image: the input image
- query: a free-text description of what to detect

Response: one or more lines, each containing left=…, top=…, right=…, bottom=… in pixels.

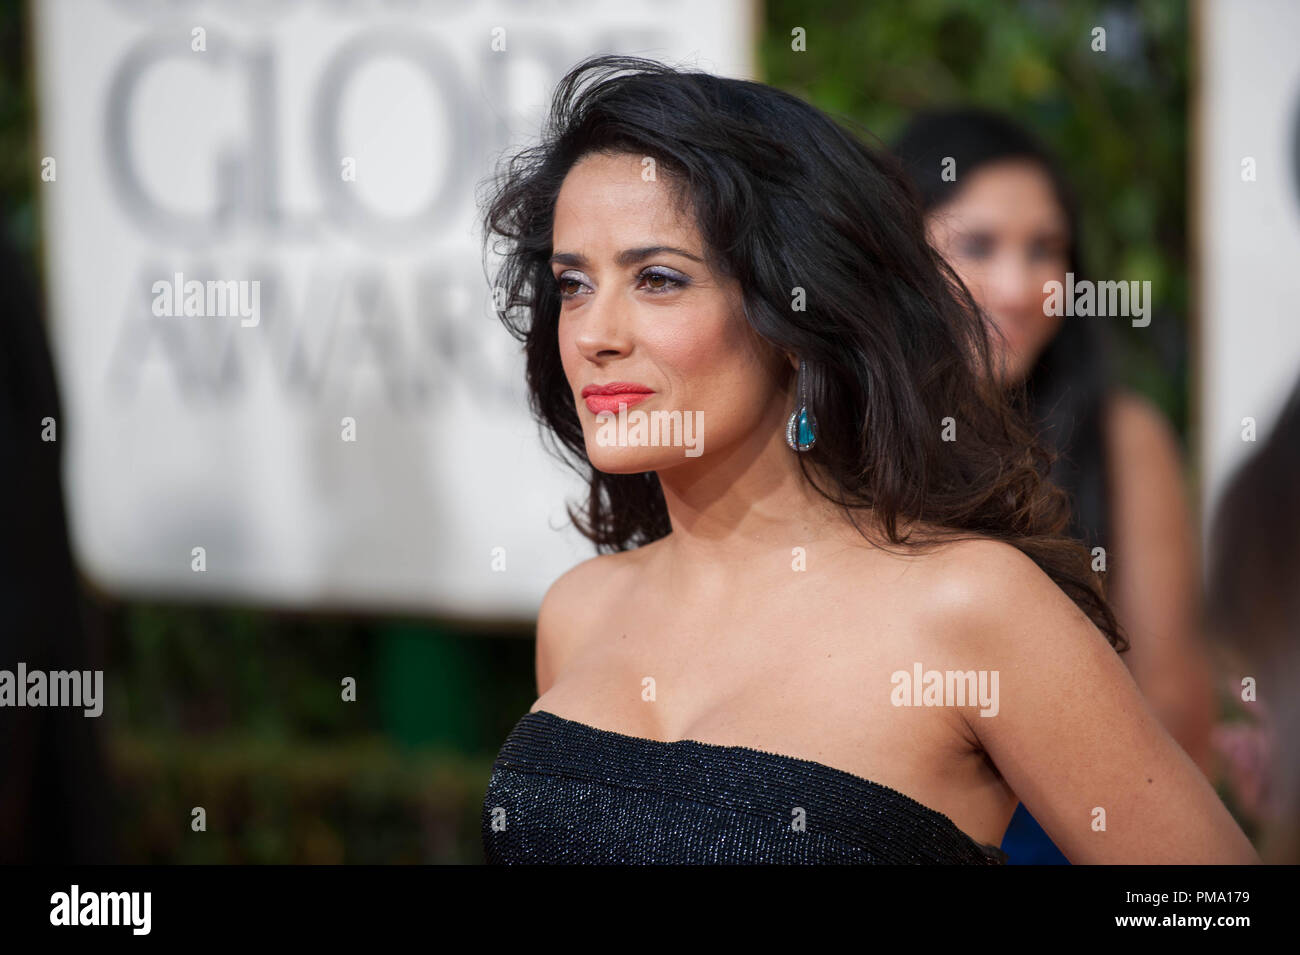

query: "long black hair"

left=484, top=57, right=1123, bottom=650
left=892, top=107, right=1113, bottom=555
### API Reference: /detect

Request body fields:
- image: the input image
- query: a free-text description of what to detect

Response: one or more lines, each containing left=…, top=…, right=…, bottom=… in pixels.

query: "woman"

left=478, top=56, right=1256, bottom=864
left=893, top=109, right=1217, bottom=863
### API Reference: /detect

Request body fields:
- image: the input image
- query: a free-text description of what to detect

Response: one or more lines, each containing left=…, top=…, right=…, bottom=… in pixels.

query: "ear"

left=785, top=351, right=799, bottom=372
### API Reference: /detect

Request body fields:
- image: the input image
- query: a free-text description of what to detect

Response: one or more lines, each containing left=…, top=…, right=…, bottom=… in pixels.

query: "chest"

left=533, top=592, right=968, bottom=778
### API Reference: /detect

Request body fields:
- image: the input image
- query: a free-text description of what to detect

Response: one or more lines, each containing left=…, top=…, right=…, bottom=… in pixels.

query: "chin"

left=579, top=409, right=708, bottom=468
left=585, top=447, right=694, bottom=474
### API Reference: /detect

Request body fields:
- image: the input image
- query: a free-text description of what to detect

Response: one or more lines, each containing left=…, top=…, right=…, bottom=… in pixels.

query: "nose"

left=572, top=287, right=633, bottom=362
left=985, top=253, right=1042, bottom=317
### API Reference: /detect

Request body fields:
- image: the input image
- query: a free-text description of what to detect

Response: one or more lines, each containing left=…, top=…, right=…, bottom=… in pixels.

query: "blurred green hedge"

left=110, top=733, right=492, bottom=864
left=102, top=605, right=533, bottom=864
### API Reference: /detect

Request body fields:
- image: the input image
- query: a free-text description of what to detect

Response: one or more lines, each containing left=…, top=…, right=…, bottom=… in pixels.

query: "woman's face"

left=551, top=151, right=789, bottom=473
left=924, top=159, right=1070, bottom=385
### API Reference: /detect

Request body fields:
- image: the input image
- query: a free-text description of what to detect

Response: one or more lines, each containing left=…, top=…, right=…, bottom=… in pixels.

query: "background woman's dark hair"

left=891, top=107, right=1114, bottom=557
left=484, top=56, right=1123, bottom=650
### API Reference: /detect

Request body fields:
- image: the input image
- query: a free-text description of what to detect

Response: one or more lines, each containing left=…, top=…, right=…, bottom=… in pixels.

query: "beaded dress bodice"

left=482, top=709, right=1008, bottom=864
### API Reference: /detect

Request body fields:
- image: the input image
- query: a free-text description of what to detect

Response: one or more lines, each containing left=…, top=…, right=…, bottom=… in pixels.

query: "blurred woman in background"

left=894, top=108, right=1217, bottom=863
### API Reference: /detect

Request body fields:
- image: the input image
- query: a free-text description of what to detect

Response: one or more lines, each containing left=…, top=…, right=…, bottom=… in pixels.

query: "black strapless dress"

left=482, top=710, right=1007, bottom=864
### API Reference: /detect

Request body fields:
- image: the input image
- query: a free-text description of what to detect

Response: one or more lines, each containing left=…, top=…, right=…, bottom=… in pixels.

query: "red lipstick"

left=581, top=381, right=654, bottom=415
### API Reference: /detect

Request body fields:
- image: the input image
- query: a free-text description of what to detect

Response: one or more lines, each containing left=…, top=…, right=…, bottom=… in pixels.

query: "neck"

left=652, top=401, right=873, bottom=580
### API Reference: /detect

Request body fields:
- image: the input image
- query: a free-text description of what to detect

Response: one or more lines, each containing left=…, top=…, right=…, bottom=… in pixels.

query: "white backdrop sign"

left=33, top=0, right=755, bottom=618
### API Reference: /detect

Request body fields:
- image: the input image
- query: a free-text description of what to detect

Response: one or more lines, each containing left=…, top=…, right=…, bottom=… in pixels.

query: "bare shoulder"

left=899, top=539, right=1256, bottom=862
left=908, top=536, right=1095, bottom=648
left=534, top=544, right=657, bottom=693
left=906, top=536, right=1122, bottom=728
left=1106, top=388, right=1182, bottom=466
left=537, top=549, right=636, bottom=642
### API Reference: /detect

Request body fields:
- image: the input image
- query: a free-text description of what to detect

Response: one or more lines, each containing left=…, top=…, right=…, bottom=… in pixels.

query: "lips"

left=581, top=381, right=654, bottom=415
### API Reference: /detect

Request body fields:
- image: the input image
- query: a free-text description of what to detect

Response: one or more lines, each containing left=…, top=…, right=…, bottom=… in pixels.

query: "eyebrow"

left=549, top=246, right=705, bottom=269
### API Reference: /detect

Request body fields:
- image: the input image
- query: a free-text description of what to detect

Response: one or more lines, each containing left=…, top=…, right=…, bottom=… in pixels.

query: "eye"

left=637, top=266, right=689, bottom=294
left=956, top=233, right=994, bottom=260
left=555, top=270, right=592, bottom=299
left=1028, top=238, right=1067, bottom=263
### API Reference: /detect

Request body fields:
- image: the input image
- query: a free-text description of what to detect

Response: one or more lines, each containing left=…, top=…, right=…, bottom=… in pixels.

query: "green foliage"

left=111, top=605, right=377, bottom=740
left=111, top=733, right=492, bottom=863
left=105, top=605, right=533, bottom=864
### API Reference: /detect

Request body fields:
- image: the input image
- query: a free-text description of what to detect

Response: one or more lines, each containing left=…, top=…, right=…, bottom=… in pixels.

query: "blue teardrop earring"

left=785, top=357, right=817, bottom=452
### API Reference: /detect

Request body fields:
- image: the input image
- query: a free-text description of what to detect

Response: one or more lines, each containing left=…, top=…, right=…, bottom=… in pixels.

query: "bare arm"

left=950, top=541, right=1257, bottom=864
left=1105, top=390, right=1217, bottom=774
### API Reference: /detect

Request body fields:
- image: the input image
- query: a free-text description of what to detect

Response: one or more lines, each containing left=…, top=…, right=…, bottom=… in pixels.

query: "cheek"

left=1030, top=262, right=1068, bottom=333
left=646, top=312, right=737, bottom=401
left=556, top=320, right=580, bottom=392
left=1033, top=262, right=1065, bottom=291
left=650, top=303, right=777, bottom=416
left=942, top=257, right=990, bottom=309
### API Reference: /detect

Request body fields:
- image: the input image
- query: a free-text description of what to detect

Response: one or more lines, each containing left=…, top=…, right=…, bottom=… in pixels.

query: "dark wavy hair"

left=483, top=56, right=1124, bottom=651
left=892, top=107, right=1115, bottom=557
